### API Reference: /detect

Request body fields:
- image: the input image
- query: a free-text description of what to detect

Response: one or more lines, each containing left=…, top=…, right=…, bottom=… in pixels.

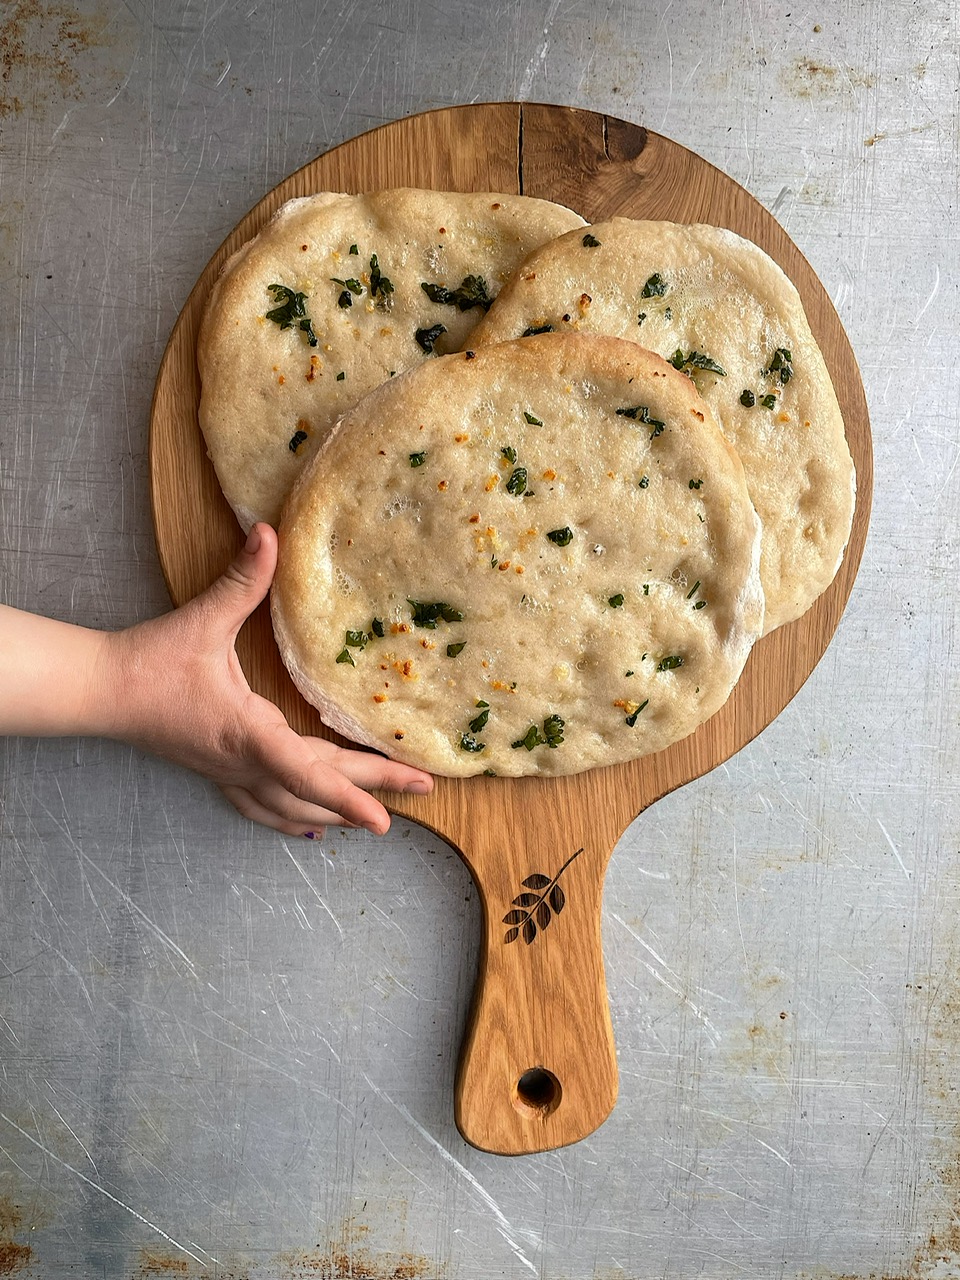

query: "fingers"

left=247, top=724, right=404, bottom=834
left=312, top=739, right=433, bottom=797
left=193, top=523, right=279, bottom=645
left=217, top=726, right=436, bottom=838
left=220, top=770, right=387, bottom=838
left=220, top=784, right=328, bottom=840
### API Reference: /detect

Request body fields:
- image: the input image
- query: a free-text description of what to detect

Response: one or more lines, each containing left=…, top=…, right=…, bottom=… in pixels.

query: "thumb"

left=197, top=523, right=279, bottom=641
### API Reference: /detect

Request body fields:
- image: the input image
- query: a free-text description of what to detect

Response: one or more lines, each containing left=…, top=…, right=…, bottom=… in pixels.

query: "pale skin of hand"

left=0, top=523, right=434, bottom=838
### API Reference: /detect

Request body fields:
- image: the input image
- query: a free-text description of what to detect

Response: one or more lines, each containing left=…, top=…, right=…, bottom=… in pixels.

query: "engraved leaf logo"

left=502, top=848, right=583, bottom=945
left=513, top=892, right=540, bottom=908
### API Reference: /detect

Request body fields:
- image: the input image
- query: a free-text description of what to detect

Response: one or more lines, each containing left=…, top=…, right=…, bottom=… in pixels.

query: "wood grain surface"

left=149, top=103, right=872, bottom=1155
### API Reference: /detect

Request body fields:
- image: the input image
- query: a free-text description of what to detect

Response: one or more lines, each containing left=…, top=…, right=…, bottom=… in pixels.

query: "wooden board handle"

left=453, top=816, right=619, bottom=1155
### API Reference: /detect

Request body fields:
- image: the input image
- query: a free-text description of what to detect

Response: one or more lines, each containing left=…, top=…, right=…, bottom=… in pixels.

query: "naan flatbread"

left=272, top=333, right=764, bottom=778
left=467, top=219, right=855, bottom=633
left=197, top=189, right=585, bottom=529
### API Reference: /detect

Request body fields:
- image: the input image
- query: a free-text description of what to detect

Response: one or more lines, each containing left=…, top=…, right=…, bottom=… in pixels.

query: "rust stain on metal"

left=280, top=1228, right=440, bottom=1280
left=130, top=1246, right=252, bottom=1279
left=135, top=1250, right=190, bottom=1275
left=0, top=1243, right=31, bottom=1278
left=281, top=1248, right=438, bottom=1279
left=780, top=56, right=878, bottom=99
left=0, top=1198, right=31, bottom=1277
left=0, top=0, right=112, bottom=117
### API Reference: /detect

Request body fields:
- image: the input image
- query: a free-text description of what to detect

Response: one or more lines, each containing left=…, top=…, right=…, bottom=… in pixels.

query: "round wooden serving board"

left=150, top=103, right=872, bottom=1156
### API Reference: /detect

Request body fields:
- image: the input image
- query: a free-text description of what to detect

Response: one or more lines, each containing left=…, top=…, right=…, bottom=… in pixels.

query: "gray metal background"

left=0, top=2, right=956, bottom=1277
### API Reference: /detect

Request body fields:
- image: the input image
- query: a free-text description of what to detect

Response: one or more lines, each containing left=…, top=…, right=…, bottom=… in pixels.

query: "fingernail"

left=404, top=779, right=432, bottom=794
left=244, top=524, right=262, bottom=555
left=303, top=830, right=316, bottom=840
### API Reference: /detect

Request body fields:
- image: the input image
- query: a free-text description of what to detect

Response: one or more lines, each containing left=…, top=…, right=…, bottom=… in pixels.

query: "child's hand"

left=0, top=526, right=433, bottom=839
left=101, top=524, right=433, bottom=838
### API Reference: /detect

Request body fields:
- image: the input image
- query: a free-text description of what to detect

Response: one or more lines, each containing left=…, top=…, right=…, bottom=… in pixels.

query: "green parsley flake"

left=265, top=283, right=319, bottom=346
left=657, top=655, right=684, bottom=671
left=740, top=389, right=756, bottom=407
left=501, top=445, right=518, bottom=464
left=616, top=404, right=666, bottom=439
left=512, top=724, right=544, bottom=751
left=349, top=243, right=359, bottom=255
left=336, top=371, right=345, bottom=381
left=522, top=323, right=554, bottom=336
left=409, top=452, right=427, bottom=467
left=460, top=695, right=492, bottom=751
left=669, top=349, right=727, bottom=377
left=506, top=467, right=528, bottom=496
left=543, top=714, right=565, bottom=747
left=371, top=618, right=385, bottom=637
left=638, top=475, right=650, bottom=489
left=641, top=273, right=667, bottom=298
left=331, top=277, right=361, bottom=310
left=546, top=527, right=573, bottom=546
left=407, top=599, right=463, bottom=628
left=469, top=708, right=490, bottom=734
left=608, top=593, right=625, bottom=608
left=336, top=648, right=354, bottom=666
left=420, top=275, right=493, bottom=312
left=761, top=393, right=778, bottom=409
left=582, top=233, right=602, bottom=248
left=765, top=347, right=794, bottom=385
left=523, top=411, right=543, bottom=426
left=447, top=641, right=466, bottom=657
left=625, top=699, right=649, bottom=727
left=289, top=429, right=308, bottom=454
left=369, top=254, right=394, bottom=301
left=345, top=629, right=367, bottom=648
left=511, top=715, right=565, bottom=751
left=686, top=580, right=701, bottom=600
left=415, top=323, right=446, bottom=353
left=689, top=478, right=703, bottom=489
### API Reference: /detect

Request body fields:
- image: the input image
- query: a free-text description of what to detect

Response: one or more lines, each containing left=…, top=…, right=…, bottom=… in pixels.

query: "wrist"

left=84, top=625, right=135, bottom=740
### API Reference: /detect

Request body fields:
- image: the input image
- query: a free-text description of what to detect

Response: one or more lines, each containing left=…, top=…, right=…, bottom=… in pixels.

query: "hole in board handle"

left=513, top=1067, right=562, bottom=1119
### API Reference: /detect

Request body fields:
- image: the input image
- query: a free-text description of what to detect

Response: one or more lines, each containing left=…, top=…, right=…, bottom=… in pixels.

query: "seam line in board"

left=517, top=102, right=524, bottom=194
